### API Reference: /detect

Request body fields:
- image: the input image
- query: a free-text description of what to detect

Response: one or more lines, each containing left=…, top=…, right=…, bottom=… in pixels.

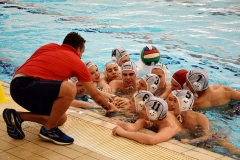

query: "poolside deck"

left=0, top=81, right=235, bottom=160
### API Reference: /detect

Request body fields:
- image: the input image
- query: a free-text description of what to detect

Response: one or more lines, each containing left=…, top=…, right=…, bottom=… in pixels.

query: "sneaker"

left=3, top=108, right=25, bottom=139
left=39, top=126, right=74, bottom=145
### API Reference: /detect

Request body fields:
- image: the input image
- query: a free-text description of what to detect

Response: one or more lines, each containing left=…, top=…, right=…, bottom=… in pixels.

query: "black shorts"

left=10, top=77, right=63, bottom=115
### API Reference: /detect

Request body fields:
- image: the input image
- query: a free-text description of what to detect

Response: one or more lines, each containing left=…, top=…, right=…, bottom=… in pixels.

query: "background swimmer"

left=70, top=81, right=102, bottom=109
left=136, top=74, right=160, bottom=95
left=171, top=69, right=188, bottom=90
left=167, top=90, right=210, bottom=144
left=185, top=69, right=240, bottom=110
left=109, top=61, right=138, bottom=97
left=151, top=63, right=171, bottom=100
left=101, top=61, right=121, bottom=84
left=111, top=47, right=130, bottom=67
left=84, top=60, right=112, bottom=92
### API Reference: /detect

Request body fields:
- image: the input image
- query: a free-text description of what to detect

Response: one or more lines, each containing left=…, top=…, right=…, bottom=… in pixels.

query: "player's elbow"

left=146, top=138, right=161, bottom=145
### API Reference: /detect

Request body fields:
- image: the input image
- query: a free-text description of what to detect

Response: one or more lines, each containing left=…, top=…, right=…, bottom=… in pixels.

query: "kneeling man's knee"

left=61, top=81, right=76, bottom=100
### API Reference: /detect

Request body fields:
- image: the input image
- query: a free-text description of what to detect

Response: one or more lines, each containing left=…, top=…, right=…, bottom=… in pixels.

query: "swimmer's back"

left=193, top=85, right=234, bottom=110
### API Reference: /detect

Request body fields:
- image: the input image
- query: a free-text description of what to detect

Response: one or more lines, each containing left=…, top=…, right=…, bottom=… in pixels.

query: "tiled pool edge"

left=0, top=80, right=235, bottom=160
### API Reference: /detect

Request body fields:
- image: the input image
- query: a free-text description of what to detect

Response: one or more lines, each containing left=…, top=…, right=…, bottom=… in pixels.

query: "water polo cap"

left=145, top=96, right=168, bottom=120
left=172, top=69, right=188, bottom=89
left=152, top=63, right=170, bottom=81
left=172, top=90, right=194, bottom=123
left=133, top=90, right=153, bottom=113
left=84, top=60, right=96, bottom=69
left=112, top=47, right=129, bottom=65
left=141, top=74, right=160, bottom=94
left=68, top=77, right=78, bottom=84
left=186, top=69, right=209, bottom=97
left=121, top=61, right=139, bottom=77
left=103, top=61, right=120, bottom=77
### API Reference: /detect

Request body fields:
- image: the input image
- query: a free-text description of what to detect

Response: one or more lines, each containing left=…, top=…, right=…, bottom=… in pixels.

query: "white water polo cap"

left=172, top=90, right=194, bottom=122
left=121, top=61, right=139, bottom=77
left=84, top=60, right=96, bottom=69
left=133, top=90, right=153, bottom=113
left=145, top=96, right=168, bottom=120
left=103, top=61, right=120, bottom=77
left=187, top=69, right=209, bottom=92
left=152, top=63, right=170, bottom=81
left=112, top=47, right=129, bottom=65
left=68, top=77, right=78, bottom=84
left=141, top=74, right=160, bottom=94
left=172, top=90, right=194, bottom=112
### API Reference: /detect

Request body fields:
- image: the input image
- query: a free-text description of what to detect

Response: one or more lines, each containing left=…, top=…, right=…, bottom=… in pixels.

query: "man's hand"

left=107, top=102, right=119, bottom=112
left=113, top=97, right=130, bottom=110
left=102, top=92, right=116, bottom=102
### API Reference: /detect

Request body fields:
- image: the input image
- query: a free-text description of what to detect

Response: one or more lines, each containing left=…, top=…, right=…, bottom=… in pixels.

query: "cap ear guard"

left=133, top=90, right=153, bottom=113
left=142, top=74, right=160, bottom=94
left=112, top=49, right=117, bottom=63
left=173, top=90, right=194, bottom=113
left=187, top=69, right=209, bottom=92
left=147, top=110, right=159, bottom=120
left=112, top=56, right=117, bottom=63
left=193, top=82, right=202, bottom=91
left=180, top=97, right=191, bottom=110
left=144, top=96, right=168, bottom=121
left=137, top=101, right=145, bottom=113
left=149, top=84, right=157, bottom=93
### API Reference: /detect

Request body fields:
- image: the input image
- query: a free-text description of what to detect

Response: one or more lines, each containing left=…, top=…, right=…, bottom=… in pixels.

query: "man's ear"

left=77, top=47, right=81, bottom=54
left=76, top=47, right=82, bottom=59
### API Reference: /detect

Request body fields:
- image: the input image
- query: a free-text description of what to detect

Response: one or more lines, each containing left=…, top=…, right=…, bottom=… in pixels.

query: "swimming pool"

left=0, top=0, right=239, bottom=158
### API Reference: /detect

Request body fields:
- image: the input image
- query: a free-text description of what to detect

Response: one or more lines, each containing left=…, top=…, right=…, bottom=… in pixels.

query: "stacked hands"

left=104, top=94, right=131, bottom=112
left=112, top=97, right=131, bottom=111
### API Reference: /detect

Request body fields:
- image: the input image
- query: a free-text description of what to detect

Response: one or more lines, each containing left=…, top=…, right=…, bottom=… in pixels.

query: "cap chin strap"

left=175, top=95, right=183, bottom=123
left=187, top=80, right=199, bottom=98
left=173, top=78, right=182, bottom=89
left=182, top=83, right=188, bottom=90
left=194, top=93, right=198, bottom=98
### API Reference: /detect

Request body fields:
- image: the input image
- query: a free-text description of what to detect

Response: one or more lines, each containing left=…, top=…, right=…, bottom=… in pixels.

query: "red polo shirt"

left=15, top=43, right=91, bottom=82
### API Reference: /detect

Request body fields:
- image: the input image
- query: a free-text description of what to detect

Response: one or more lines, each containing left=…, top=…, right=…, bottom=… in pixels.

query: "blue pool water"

left=0, top=0, right=240, bottom=158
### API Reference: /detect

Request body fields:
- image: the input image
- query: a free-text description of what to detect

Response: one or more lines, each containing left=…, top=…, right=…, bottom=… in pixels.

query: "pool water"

left=0, top=0, right=240, bottom=158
